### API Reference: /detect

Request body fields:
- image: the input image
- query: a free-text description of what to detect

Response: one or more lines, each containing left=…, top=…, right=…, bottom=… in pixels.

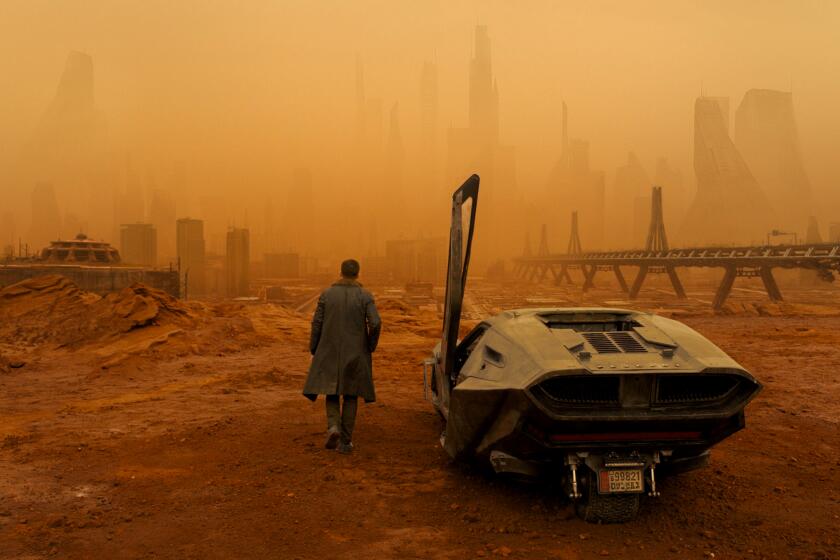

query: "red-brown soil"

left=0, top=277, right=838, bottom=559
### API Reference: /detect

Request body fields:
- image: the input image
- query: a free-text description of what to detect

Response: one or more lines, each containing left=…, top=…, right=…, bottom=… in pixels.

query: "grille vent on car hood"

left=582, top=332, right=649, bottom=354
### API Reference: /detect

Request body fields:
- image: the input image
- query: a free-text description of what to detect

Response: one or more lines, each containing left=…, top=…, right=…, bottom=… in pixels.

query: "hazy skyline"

left=2, top=1, right=839, bottom=262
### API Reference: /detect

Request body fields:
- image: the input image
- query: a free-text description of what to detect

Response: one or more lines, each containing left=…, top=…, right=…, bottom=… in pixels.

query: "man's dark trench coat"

left=303, top=279, right=382, bottom=403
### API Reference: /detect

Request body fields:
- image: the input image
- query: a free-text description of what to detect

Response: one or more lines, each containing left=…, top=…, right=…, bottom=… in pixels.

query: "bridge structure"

left=514, top=187, right=839, bottom=309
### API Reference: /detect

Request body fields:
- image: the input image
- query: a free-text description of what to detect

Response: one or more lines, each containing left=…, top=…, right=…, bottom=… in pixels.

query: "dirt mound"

left=377, top=297, right=440, bottom=339
left=377, top=299, right=413, bottom=314
left=0, top=275, right=200, bottom=348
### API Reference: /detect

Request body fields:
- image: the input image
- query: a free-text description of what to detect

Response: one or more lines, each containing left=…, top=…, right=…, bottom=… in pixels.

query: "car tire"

left=577, top=477, right=640, bottom=524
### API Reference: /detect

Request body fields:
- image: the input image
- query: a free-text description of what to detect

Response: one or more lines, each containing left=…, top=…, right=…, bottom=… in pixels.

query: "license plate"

left=598, top=469, right=643, bottom=494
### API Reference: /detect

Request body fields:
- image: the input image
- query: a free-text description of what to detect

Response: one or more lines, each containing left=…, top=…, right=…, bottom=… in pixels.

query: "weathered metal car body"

left=425, top=175, right=763, bottom=523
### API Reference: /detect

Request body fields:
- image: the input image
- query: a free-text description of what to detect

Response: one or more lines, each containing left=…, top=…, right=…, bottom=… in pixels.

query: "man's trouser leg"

left=325, top=395, right=340, bottom=431
left=340, top=396, right=358, bottom=444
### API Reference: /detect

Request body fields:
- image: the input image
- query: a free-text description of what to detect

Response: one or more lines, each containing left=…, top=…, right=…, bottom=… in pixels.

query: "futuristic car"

left=424, top=175, right=763, bottom=523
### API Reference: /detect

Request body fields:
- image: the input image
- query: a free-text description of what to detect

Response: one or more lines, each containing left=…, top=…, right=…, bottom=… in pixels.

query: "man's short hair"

left=341, top=259, right=360, bottom=278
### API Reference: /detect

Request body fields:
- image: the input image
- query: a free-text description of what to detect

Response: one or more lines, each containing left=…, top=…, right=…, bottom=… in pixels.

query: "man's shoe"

left=325, top=428, right=340, bottom=450
left=337, top=441, right=353, bottom=455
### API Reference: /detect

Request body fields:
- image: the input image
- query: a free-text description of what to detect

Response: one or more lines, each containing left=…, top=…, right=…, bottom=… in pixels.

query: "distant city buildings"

left=446, top=25, right=517, bottom=258
left=681, top=96, right=775, bottom=245
left=385, top=238, right=447, bottom=284
left=120, top=223, right=157, bottom=266
left=225, top=227, right=250, bottom=297
left=735, top=89, right=812, bottom=231
left=545, top=105, right=606, bottom=250
left=176, top=218, right=206, bottom=296
left=9, top=41, right=829, bottom=272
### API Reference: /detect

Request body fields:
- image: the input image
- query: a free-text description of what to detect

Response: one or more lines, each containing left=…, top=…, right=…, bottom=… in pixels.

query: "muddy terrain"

left=1, top=275, right=838, bottom=559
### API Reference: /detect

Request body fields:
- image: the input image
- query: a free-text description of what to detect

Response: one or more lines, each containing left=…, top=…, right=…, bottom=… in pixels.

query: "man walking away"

left=303, top=259, right=381, bottom=454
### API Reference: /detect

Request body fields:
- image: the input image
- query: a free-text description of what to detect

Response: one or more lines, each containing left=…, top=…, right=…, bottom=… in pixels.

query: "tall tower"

left=735, top=89, right=811, bottom=230
left=225, top=227, right=250, bottom=297
left=682, top=96, right=775, bottom=244
left=177, top=218, right=206, bottom=296
left=120, top=223, right=157, bottom=266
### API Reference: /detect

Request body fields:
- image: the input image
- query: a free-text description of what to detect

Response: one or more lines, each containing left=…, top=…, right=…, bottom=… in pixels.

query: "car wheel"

left=576, top=477, right=640, bottom=524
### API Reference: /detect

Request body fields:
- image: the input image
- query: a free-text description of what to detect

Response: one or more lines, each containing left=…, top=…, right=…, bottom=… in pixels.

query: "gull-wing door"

left=434, top=174, right=479, bottom=418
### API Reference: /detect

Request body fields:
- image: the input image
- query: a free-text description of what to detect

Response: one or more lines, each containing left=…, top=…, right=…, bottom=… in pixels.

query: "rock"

left=46, top=515, right=66, bottom=528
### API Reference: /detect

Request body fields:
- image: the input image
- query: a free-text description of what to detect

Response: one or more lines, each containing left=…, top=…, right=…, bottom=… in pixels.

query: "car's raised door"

left=437, top=174, right=479, bottom=419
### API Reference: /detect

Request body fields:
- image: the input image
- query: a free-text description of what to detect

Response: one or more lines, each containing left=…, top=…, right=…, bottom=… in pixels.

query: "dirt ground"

left=1, top=275, right=839, bottom=559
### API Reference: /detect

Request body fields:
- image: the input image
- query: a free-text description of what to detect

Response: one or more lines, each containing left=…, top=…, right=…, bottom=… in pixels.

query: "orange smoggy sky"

left=1, top=1, right=839, bottom=260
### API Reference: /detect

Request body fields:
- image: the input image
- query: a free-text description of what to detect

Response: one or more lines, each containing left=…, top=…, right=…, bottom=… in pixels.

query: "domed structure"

left=40, top=233, right=121, bottom=264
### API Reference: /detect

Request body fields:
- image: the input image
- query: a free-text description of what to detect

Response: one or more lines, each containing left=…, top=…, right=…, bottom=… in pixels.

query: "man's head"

left=340, top=259, right=360, bottom=279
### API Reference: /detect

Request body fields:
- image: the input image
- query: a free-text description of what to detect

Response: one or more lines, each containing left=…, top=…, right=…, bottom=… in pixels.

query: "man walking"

left=303, top=259, right=381, bottom=454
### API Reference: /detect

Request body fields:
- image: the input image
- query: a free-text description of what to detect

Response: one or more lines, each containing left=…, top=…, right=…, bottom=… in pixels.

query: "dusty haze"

left=1, top=0, right=839, bottom=268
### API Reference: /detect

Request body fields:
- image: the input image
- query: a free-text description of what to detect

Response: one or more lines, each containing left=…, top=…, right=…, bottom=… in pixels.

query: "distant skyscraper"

left=446, top=25, right=517, bottom=258
left=120, top=223, right=157, bottom=266
left=225, top=227, right=250, bottom=297
left=545, top=119, right=606, bottom=251
left=735, top=89, right=811, bottom=230
left=177, top=218, right=206, bottom=296
left=30, top=182, right=62, bottom=250
left=681, top=96, right=775, bottom=244
left=22, top=52, right=108, bottom=237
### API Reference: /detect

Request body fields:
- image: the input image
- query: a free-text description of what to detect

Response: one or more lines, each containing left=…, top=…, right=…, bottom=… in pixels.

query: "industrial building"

left=225, top=227, right=250, bottom=297
left=176, top=218, right=206, bottom=296
left=120, top=223, right=157, bottom=266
